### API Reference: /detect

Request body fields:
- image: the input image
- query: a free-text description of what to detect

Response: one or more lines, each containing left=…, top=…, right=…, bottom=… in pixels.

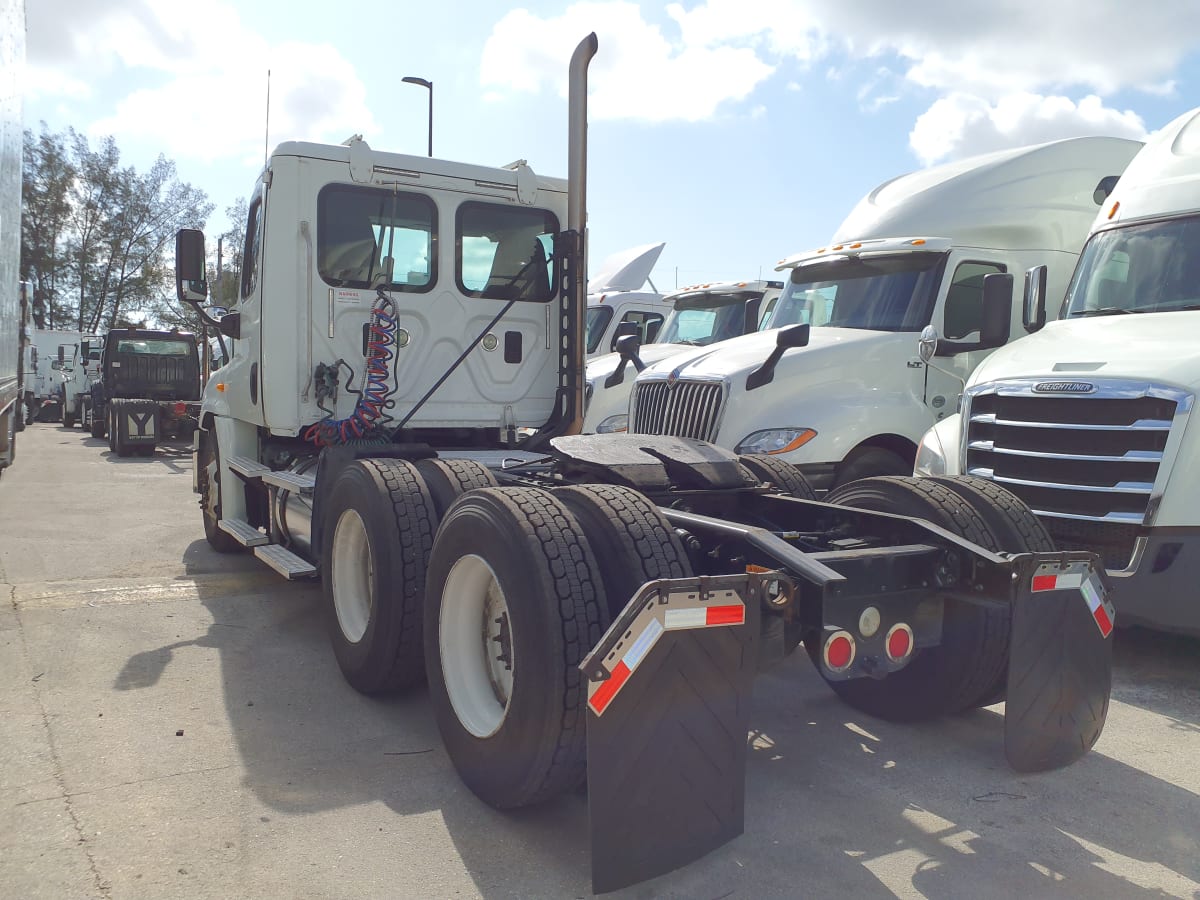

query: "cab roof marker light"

left=1108, top=200, right=1120, bottom=220
left=909, top=238, right=926, bottom=245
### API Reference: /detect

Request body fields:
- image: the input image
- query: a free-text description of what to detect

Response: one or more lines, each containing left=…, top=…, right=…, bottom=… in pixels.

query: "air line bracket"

left=581, top=574, right=762, bottom=893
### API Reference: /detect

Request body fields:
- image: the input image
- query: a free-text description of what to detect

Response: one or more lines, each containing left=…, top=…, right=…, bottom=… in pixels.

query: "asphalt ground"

left=1, top=423, right=1198, bottom=899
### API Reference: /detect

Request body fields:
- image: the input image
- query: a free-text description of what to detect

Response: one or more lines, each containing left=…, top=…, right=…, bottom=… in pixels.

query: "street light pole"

left=402, top=76, right=433, bottom=157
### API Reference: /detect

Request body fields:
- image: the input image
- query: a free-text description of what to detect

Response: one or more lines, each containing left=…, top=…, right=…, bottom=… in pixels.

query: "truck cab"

left=915, top=107, right=1200, bottom=636
left=583, top=278, right=782, bottom=433
left=626, top=137, right=1142, bottom=491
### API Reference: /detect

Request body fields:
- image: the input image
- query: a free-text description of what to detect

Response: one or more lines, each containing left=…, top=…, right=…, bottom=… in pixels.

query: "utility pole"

left=217, top=237, right=223, bottom=303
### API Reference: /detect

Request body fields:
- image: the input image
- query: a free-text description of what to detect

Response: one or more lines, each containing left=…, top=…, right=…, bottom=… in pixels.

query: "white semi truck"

left=172, top=34, right=1118, bottom=892
left=583, top=278, right=783, bottom=433
left=623, top=137, right=1142, bottom=491
left=23, top=327, right=87, bottom=422
left=62, top=334, right=104, bottom=429
left=915, top=106, right=1200, bottom=637
left=584, top=241, right=667, bottom=358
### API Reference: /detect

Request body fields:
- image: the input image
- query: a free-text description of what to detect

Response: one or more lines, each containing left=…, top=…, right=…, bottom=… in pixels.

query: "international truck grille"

left=630, top=379, right=724, bottom=443
left=964, top=387, right=1180, bottom=570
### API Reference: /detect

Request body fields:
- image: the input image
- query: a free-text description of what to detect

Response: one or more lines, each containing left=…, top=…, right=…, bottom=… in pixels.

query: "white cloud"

left=27, top=0, right=376, bottom=164
left=910, top=93, right=1148, bottom=165
left=480, top=2, right=774, bottom=122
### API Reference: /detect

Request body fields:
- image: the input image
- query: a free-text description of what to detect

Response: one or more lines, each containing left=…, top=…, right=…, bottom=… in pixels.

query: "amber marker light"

left=767, top=429, right=818, bottom=455
left=216, top=383, right=227, bottom=393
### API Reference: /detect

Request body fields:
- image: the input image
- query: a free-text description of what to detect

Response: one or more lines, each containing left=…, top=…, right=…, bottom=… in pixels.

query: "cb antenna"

left=263, top=69, right=271, bottom=174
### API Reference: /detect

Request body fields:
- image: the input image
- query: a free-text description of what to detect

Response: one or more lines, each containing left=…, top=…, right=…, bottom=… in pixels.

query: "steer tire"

left=197, top=428, right=244, bottom=554
left=322, top=459, right=435, bottom=695
left=425, top=487, right=607, bottom=809
left=814, top=476, right=1009, bottom=720
left=63, top=410, right=76, bottom=429
left=414, top=458, right=498, bottom=521
left=737, top=454, right=817, bottom=500
left=928, top=475, right=1056, bottom=708
left=555, top=483, right=693, bottom=620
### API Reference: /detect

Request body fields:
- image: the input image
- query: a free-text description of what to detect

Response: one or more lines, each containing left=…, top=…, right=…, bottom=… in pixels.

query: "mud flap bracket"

left=580, top=574, right=762, bottom=894
left=1004, top=551, right=1115, bottom=773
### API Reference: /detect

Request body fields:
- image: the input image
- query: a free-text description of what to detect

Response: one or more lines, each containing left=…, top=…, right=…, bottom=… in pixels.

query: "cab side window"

left=241, top=198, right=264, bottom=300
left=942, top=261, right=1005, bottom=339
left=609, top=310, right=664, bottom=351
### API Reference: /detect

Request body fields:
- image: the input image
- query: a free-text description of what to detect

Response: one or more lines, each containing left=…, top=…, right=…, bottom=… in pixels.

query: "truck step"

left=255, top=544, right=317, bottom=579
left=218, top=517, right=269, bottom=547
left=227, top=455, right=270, bottom=478
left=261, top=470, right=316, bottom=493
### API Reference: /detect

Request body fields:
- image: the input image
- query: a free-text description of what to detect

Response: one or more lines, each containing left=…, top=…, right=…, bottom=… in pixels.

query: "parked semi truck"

left=584, top=278, right=783, bottom=433
left=0, top=0, right=22, bottom=478
left=622, top=137, right=1142, bottom=492
left=21, top=328, right=84, bottom=422
left=585, top=241, right=667, bottom=357
left=915, top=106, right=1200, bottom=637
left=173, top=35, right=1116, bottom=892
left=63, top=334, right=104, bottom=429
left=90, top=328, right=202, bottom=454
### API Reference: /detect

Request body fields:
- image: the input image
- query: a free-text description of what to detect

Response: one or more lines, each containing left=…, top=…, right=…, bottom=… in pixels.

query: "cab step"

left=261, top=469, right=316, bottom=493
left=227, top=455, right=270, bottom=478
left=255, top=544, right=317, bottom=579
left=217, top=517, right=269, bottom=547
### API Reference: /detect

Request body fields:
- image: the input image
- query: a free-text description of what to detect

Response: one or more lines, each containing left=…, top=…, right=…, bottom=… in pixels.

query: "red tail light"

left=822, top=631, right=856, bottom=672
left=885, top=623, right=914, bottom=662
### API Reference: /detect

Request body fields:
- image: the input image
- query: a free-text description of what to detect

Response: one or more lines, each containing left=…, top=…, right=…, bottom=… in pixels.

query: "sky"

left=22, top=0, right=1200, bottom=291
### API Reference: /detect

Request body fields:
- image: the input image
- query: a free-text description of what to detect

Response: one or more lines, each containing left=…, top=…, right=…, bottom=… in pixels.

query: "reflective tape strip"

left=706, top=604, right=745, bottom=626
left=1080, top=572, right=1116, bottom=638
left=1032, top=572, right=1084, bottom=592
left=589, top=660, right=632, bottom=715
left=622, top=617, right=663, bottom=671
left=664, top=608, right=707, bottom=629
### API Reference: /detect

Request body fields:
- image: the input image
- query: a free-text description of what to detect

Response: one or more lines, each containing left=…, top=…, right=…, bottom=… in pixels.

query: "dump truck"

left=172, top=35, right=1116, bottom=893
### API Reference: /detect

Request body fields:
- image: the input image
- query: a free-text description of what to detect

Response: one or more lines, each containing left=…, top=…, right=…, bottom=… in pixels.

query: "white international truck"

left=584, top=241, right=667, bottom=358
left=171, top=34, right=1118, bottom=892
left=0, top=0, right=21, bottom=477
left=583, top=278, right=783, bottom=433
left=623, top=137, right=1142, bottom=491
left=914, top=106, right=1200, bottom=637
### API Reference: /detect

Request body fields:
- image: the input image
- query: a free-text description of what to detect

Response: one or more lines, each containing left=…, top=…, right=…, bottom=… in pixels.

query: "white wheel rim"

left=331, top=509, right=374, bottom=644
left=440, top=554, right=514, bottom=738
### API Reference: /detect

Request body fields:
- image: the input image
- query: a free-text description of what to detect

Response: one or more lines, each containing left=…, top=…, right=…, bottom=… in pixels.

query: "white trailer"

left=915, top=106, right=1200, bottom=636
left=624, top=137, right=1142, bottom=491
left=0, top=0, right=22, bottom=476
left=171, top=34, right=1118, bottom=892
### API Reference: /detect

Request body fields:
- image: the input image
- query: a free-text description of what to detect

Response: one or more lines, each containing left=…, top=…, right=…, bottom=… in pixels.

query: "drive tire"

left=90, top=404, right=106, bottom=438
left=813, top=476, right=1009, bottom=720
left=928, top=475, right=1056, bottom=708
left=63, top=410, right=76, bottom=429
left=737, top=453, right=817, bottom=500
left=832, top=446, right=912, bottom=488
left=414, top=458, right=498, bottom=521
left=554, top=483, right=692, bottom=620
left=425, top=487, right=607, bottom=809
left=107, top=406, right=117, bottom=452
left=111, top=401, right=133, bottom=457
left=323, top=459, right=434, bottom=694
left=197, top=427, right=243, bottom=554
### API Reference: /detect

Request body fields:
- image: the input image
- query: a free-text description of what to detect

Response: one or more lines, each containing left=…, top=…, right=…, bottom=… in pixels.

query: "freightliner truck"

left=915, top=105, right=1200, bottom=637
left=172, top=35, right=1118, bottom=892
left=621, top=137, right=1141, bottom=491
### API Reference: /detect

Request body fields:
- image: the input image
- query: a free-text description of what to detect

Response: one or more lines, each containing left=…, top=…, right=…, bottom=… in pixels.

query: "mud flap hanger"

left=1004, top=550, right=1115, bottom=772
left=580, top=573, right=768, bottom=894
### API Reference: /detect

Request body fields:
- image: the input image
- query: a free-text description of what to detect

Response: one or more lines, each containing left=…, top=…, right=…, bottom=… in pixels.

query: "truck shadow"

left=112, top=545, right=1200, bottom=898
left=81, top=436, right=192, bottom=474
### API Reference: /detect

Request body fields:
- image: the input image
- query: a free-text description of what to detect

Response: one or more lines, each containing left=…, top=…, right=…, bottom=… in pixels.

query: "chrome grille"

left=630, top=379, right=724, bottom=442
left=963, top=380, right=1190, bottom=569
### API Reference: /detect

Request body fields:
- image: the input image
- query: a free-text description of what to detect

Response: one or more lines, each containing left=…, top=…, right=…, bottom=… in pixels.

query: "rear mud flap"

left=117, top=400, right=159, bottom=444
left=1004, top=552, right=1115, bottom=773
left=580, top=575, right=761, bottom=894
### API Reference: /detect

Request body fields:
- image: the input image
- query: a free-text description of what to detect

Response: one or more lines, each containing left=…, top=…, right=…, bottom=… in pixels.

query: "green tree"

left=20, top=126, right=75, bottom=329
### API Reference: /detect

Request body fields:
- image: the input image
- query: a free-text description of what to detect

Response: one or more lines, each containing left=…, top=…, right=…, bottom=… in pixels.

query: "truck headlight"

left=735, top=428, right=817, bottom=456
left=913, top=428, right=948, bottom=476
left=596, top=414, right=628, bottom=434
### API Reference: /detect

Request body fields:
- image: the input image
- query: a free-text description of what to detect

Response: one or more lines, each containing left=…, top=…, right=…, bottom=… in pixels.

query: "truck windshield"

left=769, top=253, right=945, bottom=332
left=115, top=340, right=194, bottom=356
left=656, top=291, right=761, bottom=345
left=1064, top=216, right=1200, bottom=317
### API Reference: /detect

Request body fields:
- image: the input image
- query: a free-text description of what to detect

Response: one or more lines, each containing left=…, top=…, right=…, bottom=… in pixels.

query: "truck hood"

left=638, top=326, right=905, bottom=382
left=969, top=311, right=1200, bottom=393
left=587, top=242, right=665, bottom=293
left=587, top=343, right=703, bottom=382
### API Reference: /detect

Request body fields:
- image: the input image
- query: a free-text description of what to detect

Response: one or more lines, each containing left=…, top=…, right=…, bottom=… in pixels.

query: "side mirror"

left=919, top=326, right=939, bottom=363
left=979, top=272, right=1013, bottom=350
left=175, top=228, right=209, bottom=304
left=1022, top=265, right=1047, bottom=333
left=218, top=312, right=242, bottom=340
left=80, top=340, right=90, bottom=359
left=604, top=333, right=645, bottom=389
left=57, top=346, right=65, bottom=362
left=747, top=323, right=810, bottom=391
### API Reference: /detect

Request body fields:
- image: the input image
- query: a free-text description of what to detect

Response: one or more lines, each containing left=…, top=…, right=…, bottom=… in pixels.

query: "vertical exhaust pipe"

left=565, top=33, right=597, bottom=435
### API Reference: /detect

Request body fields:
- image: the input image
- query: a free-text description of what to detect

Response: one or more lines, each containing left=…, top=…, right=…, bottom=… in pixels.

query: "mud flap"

left=580, top=574, right=761, bottom=894
left=1004, top=552, right=1115, bottom=773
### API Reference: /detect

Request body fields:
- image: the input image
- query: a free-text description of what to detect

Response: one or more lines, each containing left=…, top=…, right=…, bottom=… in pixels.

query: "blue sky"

left=24, top=0, right=1200, bottom=290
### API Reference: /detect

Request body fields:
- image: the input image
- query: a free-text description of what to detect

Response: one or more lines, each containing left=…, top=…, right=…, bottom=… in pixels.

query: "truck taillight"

left=174, top=402, right=187, bottom=416
left=885, top=623, right=914, bottom=662
left=822, top=630, right=856, bottom=672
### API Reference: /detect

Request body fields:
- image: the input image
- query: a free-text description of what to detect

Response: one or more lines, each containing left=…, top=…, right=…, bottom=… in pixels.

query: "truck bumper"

left=1106, top=530, right=1200, bottom=637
